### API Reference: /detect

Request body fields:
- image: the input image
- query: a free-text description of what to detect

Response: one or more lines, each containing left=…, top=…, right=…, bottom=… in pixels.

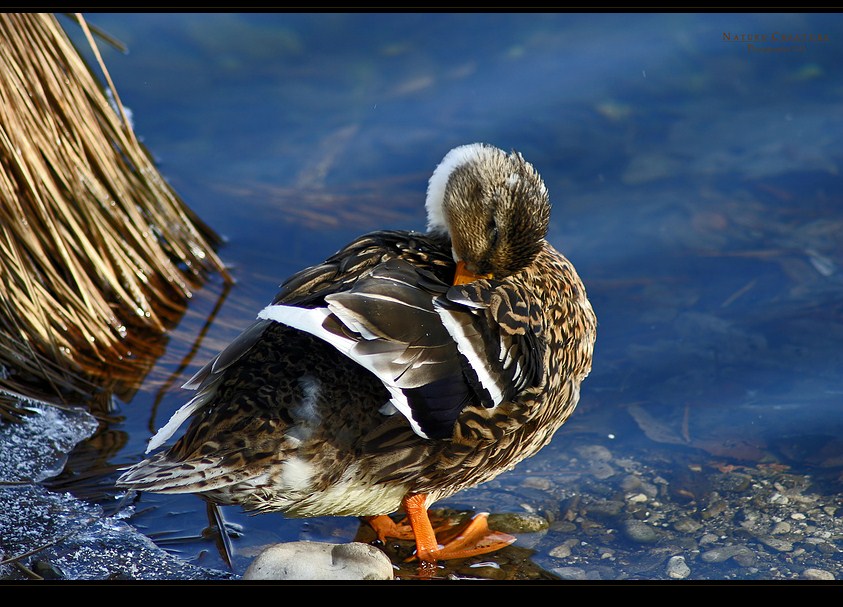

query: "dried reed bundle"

left=0, top=13, right=229, bottom=415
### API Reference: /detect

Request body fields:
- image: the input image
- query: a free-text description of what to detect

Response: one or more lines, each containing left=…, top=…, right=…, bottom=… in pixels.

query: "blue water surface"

left=59, top=12, right=843, bottom=579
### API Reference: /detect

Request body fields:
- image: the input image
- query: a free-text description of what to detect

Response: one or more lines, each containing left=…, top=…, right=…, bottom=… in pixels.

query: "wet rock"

left=621, top=474, right=659, bottom=498
left=666, top=555, right=690, bottom=579
left=700, top=544, right=756, bottom=566
left=455, top=561, right=508, bottom=580
left=550, top=520, right=578, bottom=533
left=622, top=520, right=660, bottom=544
left=584, top=498, right=624, bottom=519
left=243, top=541, right=394, bottom=580
left=489, top=512, right=549, bottom=533
left=673, top=517, right=702, bottom=534
left=715, top=473, right=752, bottom=493
left=627, top=493, right=649, bottom=504
left=549, top=538, right=580, bottom=559
left=700, top=498, right=728, bottom=520
left=575, top=444, right=613, bottom=462
left=802, top=568, right=835, bottom=581
left=552, top=566, right=588, bottom=580
left=757, top=536, right=794, bottom=552
left=522, top=476, right=553, bottom=491
left=771, top=521, right=791, bottom=535
left=575, top=445, right=616, bottom=480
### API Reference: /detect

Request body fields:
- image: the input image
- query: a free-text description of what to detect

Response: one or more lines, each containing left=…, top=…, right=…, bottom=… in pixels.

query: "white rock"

left=666, top=555, right=690, bottom=579
left=243, top=541, right=394, bottom=580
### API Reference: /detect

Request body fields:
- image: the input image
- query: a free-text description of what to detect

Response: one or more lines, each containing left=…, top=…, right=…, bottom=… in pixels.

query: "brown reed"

left=0, top=13, right=230, bottom=417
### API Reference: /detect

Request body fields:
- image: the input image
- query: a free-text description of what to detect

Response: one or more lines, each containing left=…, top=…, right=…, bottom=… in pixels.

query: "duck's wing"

left=259, top=258, right=546, bottom=441
left=146, top=230, right=451, bottom=452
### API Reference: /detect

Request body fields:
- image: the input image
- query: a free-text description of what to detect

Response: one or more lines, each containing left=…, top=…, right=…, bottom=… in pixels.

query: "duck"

left=117, top=143, right=597, bottom=565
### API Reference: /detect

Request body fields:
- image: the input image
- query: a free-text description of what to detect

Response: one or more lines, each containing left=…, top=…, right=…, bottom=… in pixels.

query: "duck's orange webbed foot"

left=398, top=493, right=516, bottom=564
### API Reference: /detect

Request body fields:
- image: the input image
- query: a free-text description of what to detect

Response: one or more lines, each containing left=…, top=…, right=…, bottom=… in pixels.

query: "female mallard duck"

left=118, top=143, right=597, bottom=564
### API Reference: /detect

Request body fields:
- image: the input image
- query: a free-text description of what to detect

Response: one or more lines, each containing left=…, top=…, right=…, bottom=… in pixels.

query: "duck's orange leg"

left=401, top=493, right=516, bottom=564
left=365, top=514, right=416, bottom=542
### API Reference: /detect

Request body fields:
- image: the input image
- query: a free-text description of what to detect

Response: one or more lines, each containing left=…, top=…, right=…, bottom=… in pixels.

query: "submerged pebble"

left=623, top=520, right=660, bottom=544
left=700, top=545, right=756, bottom=566
left=802, top=568, right=835, bottom=581
left=666, top=555, right=691, bottom=579
left=489, top=512, right=549, bottom=533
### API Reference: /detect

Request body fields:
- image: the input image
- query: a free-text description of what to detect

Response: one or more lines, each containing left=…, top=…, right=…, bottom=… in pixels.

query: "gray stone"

left=243, top=541, right=394, bottom=580
left=623, top=520, right=660, bottom=544
left=700, top=544, right=756, bottom=566
left=522, top=476, right=553, bottom=491
left=489, top=512, right=549, bottom=533
left=552, top=566, right=588, bottom=580
left=802, top=568, right=835, bottom=581
left=673, top=517, right=702, bottom=534
left=757, top=536, right=794, bottom=552
left=666, top=555, right=690, bottom=579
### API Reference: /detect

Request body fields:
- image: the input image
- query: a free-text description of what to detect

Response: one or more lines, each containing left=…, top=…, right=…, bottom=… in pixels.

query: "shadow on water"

left=36, top=13, right=843, bottom=580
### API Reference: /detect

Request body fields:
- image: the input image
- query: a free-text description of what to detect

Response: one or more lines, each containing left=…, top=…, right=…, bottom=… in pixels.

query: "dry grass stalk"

left=0, top=13, right=230, bottom=413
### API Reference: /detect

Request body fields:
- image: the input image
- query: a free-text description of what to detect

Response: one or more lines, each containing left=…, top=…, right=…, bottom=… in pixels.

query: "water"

left=48, top=12, right=843, bottom=579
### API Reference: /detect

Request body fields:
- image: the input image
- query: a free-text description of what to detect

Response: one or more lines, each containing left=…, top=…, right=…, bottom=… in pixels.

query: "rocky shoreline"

left=2, top=403, right=841, bottom=582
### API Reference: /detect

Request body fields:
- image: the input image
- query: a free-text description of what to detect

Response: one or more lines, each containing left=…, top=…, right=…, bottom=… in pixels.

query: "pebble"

left=550, top=521, right=578, bottom=533
left=549, top=538, right=580, bottom=559
left=673, top=517, right=702, bottom=533
left=771, top=521, right=791, bottom=535
left=757, top=536, right=793, bottom=552
left=458, top=563, right=507, bottom=580
left=586, top=498, right=624, bottom=519
left=716, top=473, right=752, bottom=493
left=623, top=520, right=660, bottom=544
left=700, top=545, right=756, bottom=566
left=575, top=445, right=612, bottom=462
left=666, top=555, right=691, bottom=579
left=802, top=568, right=835, bottom=581
left=522, top=476, right=553, bottom=491
left=489, top=512, right=549, bottom=533
left=701, top=499, right=727, bottom=520
left=552, top=567, right=588, bottom=580
left=243, top=541, right=394, bottom=580
left=770, top=493, right=790, bottom=505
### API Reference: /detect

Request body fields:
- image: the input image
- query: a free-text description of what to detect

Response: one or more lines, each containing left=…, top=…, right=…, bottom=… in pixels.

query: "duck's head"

left=425, top=143, right=551, bottom=285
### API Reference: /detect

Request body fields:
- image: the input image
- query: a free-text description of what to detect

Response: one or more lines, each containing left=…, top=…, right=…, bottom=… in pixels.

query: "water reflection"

left=51, top=12, right=843, bottom=579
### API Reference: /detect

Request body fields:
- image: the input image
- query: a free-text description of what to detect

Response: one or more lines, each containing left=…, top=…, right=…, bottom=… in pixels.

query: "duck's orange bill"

left=453, top=261, right=493, bottom=286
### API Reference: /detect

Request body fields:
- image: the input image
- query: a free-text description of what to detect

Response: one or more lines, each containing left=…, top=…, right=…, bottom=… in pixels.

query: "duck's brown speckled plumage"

left=118, top=143, right=597, bottom=554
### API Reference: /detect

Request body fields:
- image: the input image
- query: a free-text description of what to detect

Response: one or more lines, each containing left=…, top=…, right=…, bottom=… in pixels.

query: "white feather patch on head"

left=425, top=143, right=502, bottom=234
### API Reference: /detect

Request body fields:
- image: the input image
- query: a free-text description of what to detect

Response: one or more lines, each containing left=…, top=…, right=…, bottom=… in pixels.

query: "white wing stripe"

left=435, top=305, right=505, bottom=407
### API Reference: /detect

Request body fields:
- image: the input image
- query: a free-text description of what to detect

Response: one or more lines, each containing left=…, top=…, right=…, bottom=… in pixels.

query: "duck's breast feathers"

left=259, top=257, right=545, bottom=441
